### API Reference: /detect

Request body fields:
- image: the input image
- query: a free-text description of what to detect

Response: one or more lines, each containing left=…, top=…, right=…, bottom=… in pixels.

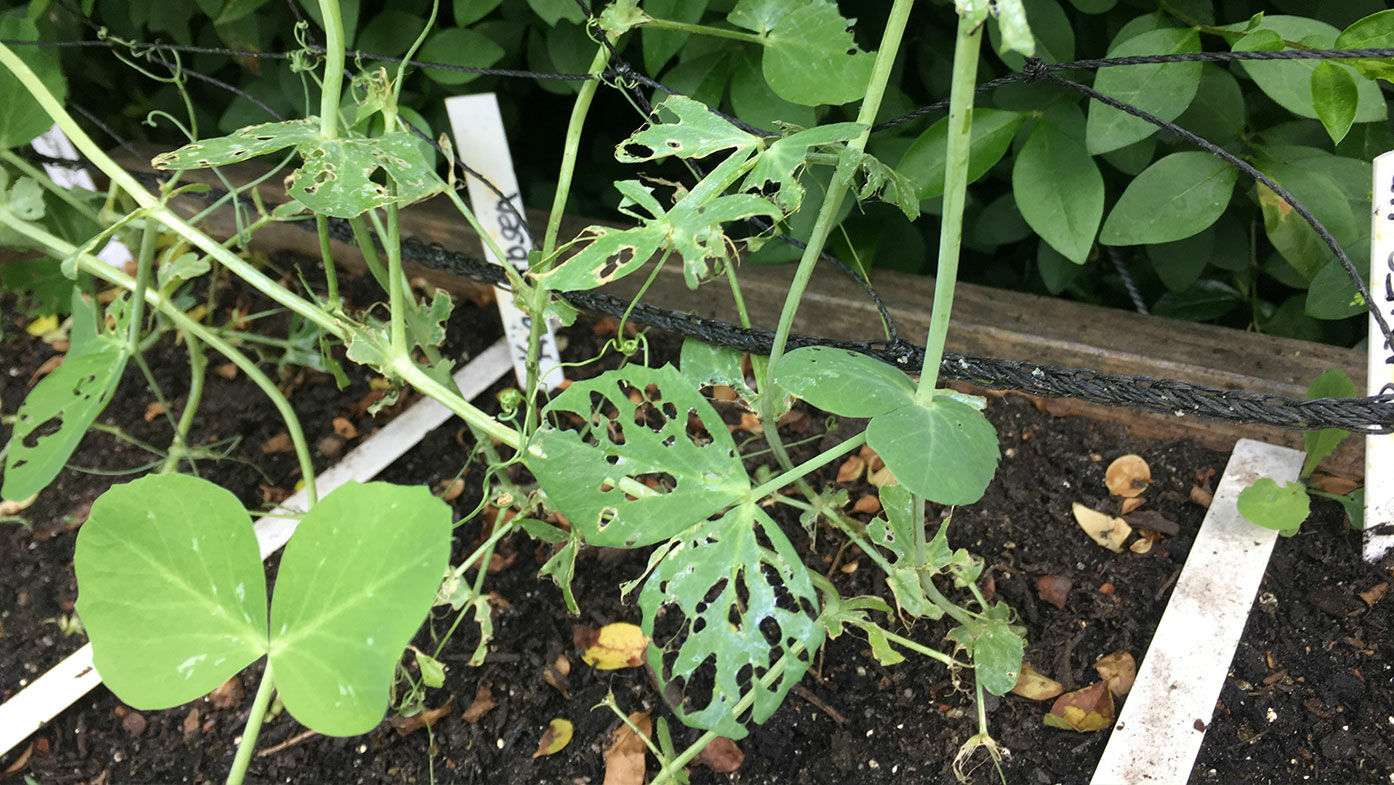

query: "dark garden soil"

left=2, top=263, right=1392, bottom=785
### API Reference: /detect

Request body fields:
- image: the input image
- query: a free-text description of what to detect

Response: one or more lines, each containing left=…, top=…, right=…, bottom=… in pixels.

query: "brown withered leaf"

left=697, top=736, right=745, bottom=773
left=543, top=655, right=572, bottom=698
left=1120, top=496, right=1144, bottom=515
left=1043, top=681, right=1114, bottom=732
left=213, top=362, right=238, bottom=380
left=389, top=698, right=454, bottom=736
left=261, top=432, right=293, bottom=454
left=30, top=354, right=64, bottom=384
left=603, top=711, right=651, bottom=785
left=1105, top=455, right=1151, bottom=497
left=208, top=676, right=244, bottom=709
left=1190, top=486, right=1213, bottom=507
left=182, top=707, right=201, bottom=736
left=1011, top=663, right=1064, bottom=701
left=858, top=446, right=886, bottom=473
left=144, top=402, right=165, bottom=422
left=836, top=455, right=866, bottom=483
left=461, top=683, right=495, bottom=723
left=867, top=464, right=898, bottom=488
left=1036, top=575, right=1072, bottom=610
left=575, top=623, right=648, bottom=670
left=1072, top=503, right=1132, bottom=553
left=1124, top=510, right=1180, bottom=536
left=439, top=478, right=466, bottom=501
left=332, top=416, right=359, bottom=439
left=1311, top=473, right=1359, bottom=496
left=1093, top=651, right=1136, bottom=697
left=852, top=494, right=881, bottom=515
left=1360, top=582, right=1388, bottom=607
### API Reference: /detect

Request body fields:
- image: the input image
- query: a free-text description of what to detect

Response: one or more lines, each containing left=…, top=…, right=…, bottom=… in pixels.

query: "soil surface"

left=2, top=266, right=1391, bottom=785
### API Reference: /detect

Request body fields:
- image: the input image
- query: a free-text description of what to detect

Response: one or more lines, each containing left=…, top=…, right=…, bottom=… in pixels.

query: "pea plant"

left=1, top=0, right=1053, bottom=781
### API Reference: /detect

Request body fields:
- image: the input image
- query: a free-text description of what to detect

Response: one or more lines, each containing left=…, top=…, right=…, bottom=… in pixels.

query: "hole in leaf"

left=758, top=616, right=781, bottom=648
left=22, top=416, right=63, bottom=449
left=596, top=507, right=618, bottom=531
left=727, top=604, right=742, bottom=630
left=622, top=142, right=655, bottom=159
left=736, top=663, right=753, bottom=695
left=685, top=410, right=712, bottom=447
left=701, top=578, right=728, bottom=607
left=633, top=471, right=677, bottom=493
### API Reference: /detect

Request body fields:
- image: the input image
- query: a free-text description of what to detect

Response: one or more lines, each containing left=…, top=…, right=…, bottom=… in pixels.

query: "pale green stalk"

left=744, top=432, right=866, bottom=503
left=541, top=44, right=613, bottom=259
left=758, top=0, right=916, bottom=413
left=313, top=0, right=347, bottom=303
left=225, top=661, right=277, bottom=785
left=916, top=15, right=983, bottom=400
left=637, top=17, right=764, bottom=45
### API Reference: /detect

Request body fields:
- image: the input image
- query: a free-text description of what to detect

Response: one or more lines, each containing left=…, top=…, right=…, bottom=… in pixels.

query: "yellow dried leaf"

left=1094, top=651, right=1136, bottom=697
left=1072, top=503, right=1132, bottom=553
left=532, top=718, right=573, bottom=758
left=26, top=314, right=59, bottom=337
left=1043, top=681, right=1114, bottom=732
left=577, top=622, right=648, bottom=670
left=1011, top=663, right=1064, bottom=701
left=1105, top=454, right=1151, bottom=497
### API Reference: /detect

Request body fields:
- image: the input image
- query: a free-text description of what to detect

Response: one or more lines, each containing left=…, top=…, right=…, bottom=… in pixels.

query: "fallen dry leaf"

left=213, top=362, right=238, bottom=380
left=144, top=402, right=165, bottom=422
left=1360, top=582, right=1388, bottom=607
left=576, top=623, right=648, bottom=670
left=735, top=412, right=763, bottom=434
left=603, top=711, right=651, bottom=785
left=0, top=493, right=38, bottom=517
left=1120, top=496, right=1144, bottom=515
left=1072, top=503, right=1132, bottom=553
left=1043, top=681, right=1114, bottom=732
left=1093, top=651, right=1137, bottom=697
left=867, top=464, right=898, bottom=488
left=858, top=445, right=885, bottom=473
left=711, top=384, right=737, bottom=402
left=697, top=736, right=745, bottom=773
left=1124, top=510, right=1180, bottom=536
left=208, top=676, right=244, bottom=709
left=1011, top=663, right=1064, bottom=701
left=543, top=655, right=571, bottom=698
left=439, top=478, right=465, bottom=501
left=461, top=683, right=495, bottom=722
left=26, top=314, right=59, bottom=337
left=1311, top=473, right=1359, bottom=496
left=533, top=718, right=573, bottom=758
left=121, top=710, right=147, bottom=738
left=1105, top=455, right=1151, bottom=497
left=1036, top=575, right=1072, bottom=610
left=261, top=432, right=294, bottom=454
left=388, top=699, right=454, bottom=736
left=1129, top=537, right=1153, bottom=554
left=837, top=455, right=866, bottom=483
left=1190, top=485, right=1213, bottom=507
left=30, top=354, right=63, bottom=384
left=1098, top=582, right=1115, bottom=595
left=852, top=494, right=881, bottom=514
left=332, top=417, right=359, bottom=439
left=182, top=707, right=201, bottom=736
left=777, top=409, right=809, bottom=431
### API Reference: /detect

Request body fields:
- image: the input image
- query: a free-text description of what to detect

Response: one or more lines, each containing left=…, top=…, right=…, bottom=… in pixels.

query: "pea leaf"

left=946, top=604, right=1025, bottom=696
left=1237, top=478, right=1310, bottom=537
left=741, top=123, right=863, bottom=213
left=897, top=109, right=1022, bottom=200
left=867, top=396, right=1000, bottom=507
left=0, top=17, right=67, bottom=148
left=1012, top=113, right=1104, bottom=264
left=525, top=364, right=750, bottom=547
left=729, top=50, right=817, bottom=133
left=1334, top=9, right=1394, bottom=83
left=74, top=474, right=268, bottom=709
left=639, top=502, right=823, bottom=739
left=1300, top=369, right=1357, bottom=478
left=772, top=346, right=916, bottom=418
left=269, top=481, right=452, bottom=736
left=642, top=0, right=710, bottom=74
left=3, top=343, right=128, bottom=502
left=1100, top=152, right=1236, bottom=246
left=151, top=119, right=321, bottom=170
left=729, top=0, right=875, bottom=106
left=615, top=94, right=761, bottom=163
left=287, top=133, right=445, bottom=219
left=1310, top=61, right=1358, bottom=146
left=1085, top=27, right=1202, bottom=155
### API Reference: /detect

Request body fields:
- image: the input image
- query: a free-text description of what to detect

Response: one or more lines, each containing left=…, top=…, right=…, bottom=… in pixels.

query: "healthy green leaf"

left=74, top=474, right=268, bottom=709
left=526, top=364, right=750, bottom=547
left=526, top=0, right=586, bottom=25
left=1147, top=227, right=1215, bottom=293
left=1012, top=113, right=1104, bottom=264
left=1233, top=16, right=1385, bottom=124
left=897, top=109, right=1022, bottom=200
left=415, top=651, right=446, bottom=688
left=772, top=346, right=915, bottom=418
left=991, top=0, right=1041, bottom=59
left=418, top=27, right=506, bottom=86
left=730, top=0, right=875, bottom=106
left=538, top=527, right=582, bottom=615
left=1100, top=152, right=1236, bottom=246
left=1175, top=64, right=1245, bottom=148
left=1300, top=369, right=1357, bottom=478
left=269, top=481, right=452, bottom=736
left=1305, top=258, right=1366, bottom=321
left=866, top=397, right=1000, bottom=507
left=1334, top=9, right=1394, bottom=83
left=3, top=344, right=127, bottom=501
left=865, top=484, right=939, bottom=620
left=639, top=502, right=823, bottom=739
left=454, top=0, right=505, bottom=26
left=642, top=0, right=710, bottom=74
left=0, top=17, right=67, bottom=148
left=1151, top=280, right=1243, bottom=320
left=1237, top=477, right=1310, bottom=537
left=1085, top=27, right=1202, bottom=155
left=1037, top=239, right=1082, bottom=294
left=1310, top=61, right=1358, bottom=145
left=728, top=50, right=817, bottom=132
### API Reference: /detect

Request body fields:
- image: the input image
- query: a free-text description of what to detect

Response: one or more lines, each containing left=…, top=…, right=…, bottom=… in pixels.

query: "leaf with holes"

left=3, top=343, right=127, bottom=501
left=288, top=133, right=445, bottom=219
left=946, top=603, right=1026, bottom=696
left=639, top=502, right=823, bottom=739
left=74, top=474, right=268, bottom=709
left=665, top=189, right=781, bottom=288
left=680, top=338, right=758, bottom=405
left=864, top=484, right=939, bottom=619
left=269, top=481, right=452, bottom=735
left=867, top=396, right=1000, bottom=507
left=741, top=123, right=862, bottom=213
left=772, top=346, right=915, bottom=418
left=729, top=0, right=875, bottom=106
left=849, top=151, right=921, bottom=220
left=615, top=94, right=761, bottom=163
left=539, top=224, right=669, bottom=292
left=526, top=364, right=749, bottom=547
left=151, top=119, right=320, bottom=170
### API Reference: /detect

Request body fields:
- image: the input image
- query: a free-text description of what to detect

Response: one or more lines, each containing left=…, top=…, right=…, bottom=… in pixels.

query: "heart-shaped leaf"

left=867, top=397, right=1000, bottom=507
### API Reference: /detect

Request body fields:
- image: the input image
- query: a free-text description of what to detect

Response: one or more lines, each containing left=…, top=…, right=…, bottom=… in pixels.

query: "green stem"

left=744, top=432, right=866, bottom=503
left=0, top=149, right=103, bottom=223
left=315, top=0, right=346, bottom=140
left=0, top=42, right=345, bottom=342
left=161, top=335, right=207, bottom=474
left=392, top=357, right=520, bottom=450
left=348, top=216, right=391, bottom=290
left=127, top=220, right=157, bottom=355
left=869, top=625, right=969, bottom=669
left=637, top=17, right=765, bottom=46
left=915, top=14, right=982, bottom=401
left=225, top=660, right=277, bottom=785
left=759, top=0, right=916, bottom=412
left=541, top=44, right=613, bottom=259
left=385, top=204, right=406, bottom=357
left=1, top=212, right=321, bottom=504
left=316, top=215, right=340, bottom=306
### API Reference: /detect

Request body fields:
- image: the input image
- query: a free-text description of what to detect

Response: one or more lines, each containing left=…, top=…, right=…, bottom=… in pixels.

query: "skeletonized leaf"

left=152, top=119, right=320, bottom=170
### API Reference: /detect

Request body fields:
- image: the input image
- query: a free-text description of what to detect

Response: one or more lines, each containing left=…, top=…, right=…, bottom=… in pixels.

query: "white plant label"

left=32, top=123, right=132, bottom=269
left=445, top=94, right=564, bottom=391
left=1367, top=151, right=1394, bottom=563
